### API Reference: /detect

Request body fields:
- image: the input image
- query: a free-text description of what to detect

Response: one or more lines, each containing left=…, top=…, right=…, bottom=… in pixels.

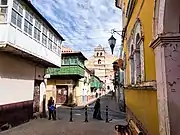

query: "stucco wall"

left=125, top=89, right=159, bottom=135
left=0, top=52, right=45, bottom=105
left=124, top=0, right=156, bottom=84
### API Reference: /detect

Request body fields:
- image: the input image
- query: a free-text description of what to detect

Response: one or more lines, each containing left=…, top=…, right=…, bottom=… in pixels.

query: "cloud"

left=31, top=0, right=122, bottom=58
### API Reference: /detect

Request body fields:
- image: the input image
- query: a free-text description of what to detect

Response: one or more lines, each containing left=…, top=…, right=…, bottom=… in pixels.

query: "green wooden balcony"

left=90, top=76, right=103, bottom=88
left=47, top=65, right=85, bottom=78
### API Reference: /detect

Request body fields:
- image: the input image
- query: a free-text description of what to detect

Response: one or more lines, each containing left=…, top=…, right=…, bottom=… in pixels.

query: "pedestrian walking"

left=93, top=98, right=103, bottom=120
left=47, top=97, right=56, bottom=120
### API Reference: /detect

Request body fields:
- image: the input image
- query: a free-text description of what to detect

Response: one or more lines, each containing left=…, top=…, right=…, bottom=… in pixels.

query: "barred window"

left=24, top=20, right=32, bottom=35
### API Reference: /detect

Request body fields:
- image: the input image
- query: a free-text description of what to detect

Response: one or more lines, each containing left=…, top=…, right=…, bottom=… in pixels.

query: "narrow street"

left=1, top=95, right=127, bottom=135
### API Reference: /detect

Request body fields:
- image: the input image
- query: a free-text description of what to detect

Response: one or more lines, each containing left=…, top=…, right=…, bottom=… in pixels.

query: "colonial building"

left=115, top=0, right=159, bottom=134
left=0, top=0, right=64, bottom=127
left=46, top=46, right=88, bottom=106
left=116, top=0, right=180, bottom=134
left=85, top=45, right=117, bottom=92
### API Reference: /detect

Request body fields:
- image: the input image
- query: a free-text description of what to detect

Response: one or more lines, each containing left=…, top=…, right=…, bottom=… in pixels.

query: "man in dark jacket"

left=93, top=98, right=103, bottom=120
left=47, top=97, right=56, bottom=120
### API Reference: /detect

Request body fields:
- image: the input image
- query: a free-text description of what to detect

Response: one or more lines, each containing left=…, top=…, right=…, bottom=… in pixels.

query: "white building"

left=0, top=0, right=64, bottom=127
left=85, top=45, right=118, bottom=93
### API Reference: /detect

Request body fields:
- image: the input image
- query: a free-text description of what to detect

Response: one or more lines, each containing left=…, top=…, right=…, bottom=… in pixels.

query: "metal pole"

left=105, top=105, right=109, bottom=123
left=84, top=105, right=88, bottom=122
left=69, top=107, right=73, bottom=122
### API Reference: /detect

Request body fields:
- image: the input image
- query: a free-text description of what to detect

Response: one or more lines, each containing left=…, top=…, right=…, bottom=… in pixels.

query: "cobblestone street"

left=1, top=95, right=127, bottom=135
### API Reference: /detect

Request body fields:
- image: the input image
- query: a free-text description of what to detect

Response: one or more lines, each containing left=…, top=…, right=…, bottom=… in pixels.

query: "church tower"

left=93, top=45, right=106, bottom=83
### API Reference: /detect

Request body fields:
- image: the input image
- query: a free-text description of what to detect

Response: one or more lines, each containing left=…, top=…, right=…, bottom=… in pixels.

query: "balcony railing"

left=47, top=65, right=85, bottom=77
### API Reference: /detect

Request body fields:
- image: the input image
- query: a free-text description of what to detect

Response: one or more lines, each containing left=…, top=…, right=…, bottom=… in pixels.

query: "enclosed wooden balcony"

left=47, top=65, right=85, bottom=79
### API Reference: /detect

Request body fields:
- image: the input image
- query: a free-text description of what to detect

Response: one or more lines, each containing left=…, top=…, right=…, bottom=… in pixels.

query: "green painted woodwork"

left=47, top=65, right=85, bottom=77
left=62, top=56, right=84, bottom=67
left=90, top=76, right=103, bottom=88
left=47, top=52, right=86, bottom=77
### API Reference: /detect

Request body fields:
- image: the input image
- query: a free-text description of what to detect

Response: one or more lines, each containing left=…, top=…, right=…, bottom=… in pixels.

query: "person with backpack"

left=47, top=97, right=56, bottom=120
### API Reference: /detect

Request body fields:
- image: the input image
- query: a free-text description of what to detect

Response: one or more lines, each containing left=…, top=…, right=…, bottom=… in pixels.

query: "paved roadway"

left=1, top=95, right=127, bottom=135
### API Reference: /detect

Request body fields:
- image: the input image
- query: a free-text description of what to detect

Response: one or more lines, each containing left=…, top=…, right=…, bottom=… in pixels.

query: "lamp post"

left=109, top=29, right=125, bottom=112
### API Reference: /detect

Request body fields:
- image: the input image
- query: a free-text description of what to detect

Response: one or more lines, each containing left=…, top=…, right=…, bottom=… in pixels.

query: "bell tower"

left=93, top=45, right=106, bottom=83
left=94, top=44, right=105, bottom=65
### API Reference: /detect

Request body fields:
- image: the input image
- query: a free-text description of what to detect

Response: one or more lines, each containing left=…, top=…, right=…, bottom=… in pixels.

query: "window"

left=0, top=0, right=7, bottom=5
left=34, top=28, right=40, bottom=41
left=42, top=26, right=47, bottom=35
left=42, top=34, right=47, bottom=46
left=13, top=0, right=23, bottom=15
left=97, top=52, right=99, bottom=56
left=130, top=45, right=135, bottom=84
left=100, top=52, right=102, bottom=56
left=24, top=20, right=32, bottom=35
left=0, top=7, right=7, bottom=22
left=59, top=40, right=62, bottom=45
left=54, top=37, right=58, bottom=45
left=98, top=59, right=101, bottom=64
left=52, top=37, right=58, bottom=53
left=48, top=39, right=52, bottom=50
left=35, top=19, right=41, bottom=30
left=11, top=9, right=22, bottom=28
left=71, top=58, right=77, bottom=64
left=64, top=58, right=69, bottom=65
left=57, top=46, right=61, bottom=55
left=52, top=42, right=57, bottom=52
left=42, top=26, right=47, bottom=46
left=25, top=10, right=33, bottom=23
left=49, top=32, right=53, bottom=40
left=48, top=32, right=53, bottom=50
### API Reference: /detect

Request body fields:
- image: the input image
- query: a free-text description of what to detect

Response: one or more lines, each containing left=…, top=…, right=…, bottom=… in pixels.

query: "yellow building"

left=115, top=0, right=159, bottom=134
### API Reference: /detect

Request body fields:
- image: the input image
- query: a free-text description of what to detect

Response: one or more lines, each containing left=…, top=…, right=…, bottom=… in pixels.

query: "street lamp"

left=108, top=35, right=116, bottom=55
left=108, top=29, right=122, bottom=55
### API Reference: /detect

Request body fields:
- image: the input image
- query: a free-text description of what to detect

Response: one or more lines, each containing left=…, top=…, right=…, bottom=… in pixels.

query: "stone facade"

left=85, top=45, right=118, bottom=92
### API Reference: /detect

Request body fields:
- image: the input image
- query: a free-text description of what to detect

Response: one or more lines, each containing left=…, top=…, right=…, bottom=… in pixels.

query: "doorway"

left=33, top=80, right=41, bottom=113
left=56, top=85, right=68, bottom=104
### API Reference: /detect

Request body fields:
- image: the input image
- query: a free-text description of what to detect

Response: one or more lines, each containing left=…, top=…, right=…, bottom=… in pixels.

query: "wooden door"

left=56, top=85, right=68, bottom=104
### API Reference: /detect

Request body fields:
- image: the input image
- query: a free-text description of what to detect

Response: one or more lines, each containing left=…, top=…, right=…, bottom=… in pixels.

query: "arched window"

left=97, top=52, right=99, bottom=56
left=100, top=52, right=102, bottom=56
left=135, top=33, right=141, bottom=83
left=98, top=59, right=101, bottom=64
left=136, top=33, right=140, bottom=47
left=130, top=45, right=135, bottom=84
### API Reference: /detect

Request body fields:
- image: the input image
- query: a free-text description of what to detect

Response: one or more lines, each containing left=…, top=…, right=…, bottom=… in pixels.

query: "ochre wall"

left=124, top=0, right=156, bottom=84
left=125, top=89, right=159, bottom=135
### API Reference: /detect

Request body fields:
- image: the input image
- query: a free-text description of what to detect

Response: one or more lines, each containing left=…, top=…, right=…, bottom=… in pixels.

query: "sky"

left=31, top=0, right=122, bottom=58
